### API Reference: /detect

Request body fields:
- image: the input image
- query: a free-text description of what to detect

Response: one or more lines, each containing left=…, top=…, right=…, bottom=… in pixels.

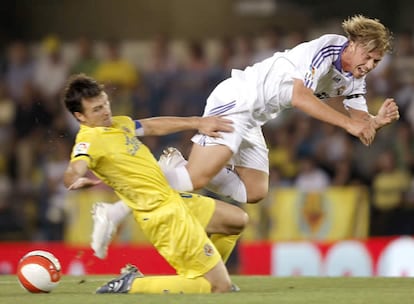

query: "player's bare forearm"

left=139, top=116, right=200, bottom=135
left=347, top=108, right=379, bottom=127
left=139, top=116, right=233, bottom=137
left=292, top=80, right=352, bottom=131
left=64, top=159, right=100, bottom=190
left=63, top=161, right=86, bottom=188
left=291, top=80, right=375, bottom=146
left=325, top=96, right=349, bottom=116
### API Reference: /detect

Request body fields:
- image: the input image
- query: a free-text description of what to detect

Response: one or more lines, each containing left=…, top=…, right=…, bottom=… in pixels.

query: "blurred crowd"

left=1, top=25, right=414, bottom=242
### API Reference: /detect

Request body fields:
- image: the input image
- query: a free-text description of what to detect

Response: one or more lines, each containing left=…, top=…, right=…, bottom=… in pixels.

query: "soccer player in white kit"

left=159, top=14, right=400, bottom=204
left=90, top=15, right=400, bottom=258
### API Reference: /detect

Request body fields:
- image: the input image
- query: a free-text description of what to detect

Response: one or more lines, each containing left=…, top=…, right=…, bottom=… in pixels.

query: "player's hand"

left=68, top=177, right=101, bottom=190
left=197, top=116, right=234, bottom=138
left=359, top=122, right=376, bottom=146
left=347, top=119, right=376, bottom=146
left=374, top=98, right=400, bottom=128
left=358, top=132, right=375, bottom=146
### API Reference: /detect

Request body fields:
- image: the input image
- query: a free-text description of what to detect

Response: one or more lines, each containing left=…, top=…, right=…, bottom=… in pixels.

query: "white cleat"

left=158, top=147, right=187, bottom=170
left=91, top=202, right=116, bottom=259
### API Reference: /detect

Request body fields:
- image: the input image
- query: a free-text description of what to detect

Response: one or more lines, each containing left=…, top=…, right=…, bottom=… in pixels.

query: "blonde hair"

left=342, top=14, right=393, bottom=54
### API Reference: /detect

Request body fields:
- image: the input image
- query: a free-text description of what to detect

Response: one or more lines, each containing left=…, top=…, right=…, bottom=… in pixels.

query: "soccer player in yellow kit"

left=62, top=74, right=247, bottom=294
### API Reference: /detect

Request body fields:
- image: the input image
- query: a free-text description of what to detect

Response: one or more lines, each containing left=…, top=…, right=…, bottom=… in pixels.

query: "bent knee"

left=225, top=209, right=249, bottom=235
left=235, top=210, right=249, bottom=233
left=246, top=183, right=268, bottom=203
left=241, top=211, right=249, bottom=228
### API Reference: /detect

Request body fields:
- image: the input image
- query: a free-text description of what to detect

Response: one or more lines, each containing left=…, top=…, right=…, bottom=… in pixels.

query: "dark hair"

left=62, top=74, right=104, bottom=116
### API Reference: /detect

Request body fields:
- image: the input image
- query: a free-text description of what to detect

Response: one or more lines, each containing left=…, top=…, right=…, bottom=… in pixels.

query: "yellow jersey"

left=70, top=116, right=175, bottom=211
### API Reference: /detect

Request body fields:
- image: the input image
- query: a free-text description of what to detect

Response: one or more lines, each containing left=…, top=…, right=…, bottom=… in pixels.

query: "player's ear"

left=348, top=41, right=356, bottom=52
left=74, top=111, right=84, bottom=122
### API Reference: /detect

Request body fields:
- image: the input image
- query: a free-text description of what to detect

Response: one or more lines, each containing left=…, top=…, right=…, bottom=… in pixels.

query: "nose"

left=103, top=104, right=111, bottom=115
left=366, top=59, right=375, bottom=70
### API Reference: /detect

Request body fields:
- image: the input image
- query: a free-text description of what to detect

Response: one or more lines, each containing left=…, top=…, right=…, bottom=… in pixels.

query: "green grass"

left=1, top=275, right=414, bottom=304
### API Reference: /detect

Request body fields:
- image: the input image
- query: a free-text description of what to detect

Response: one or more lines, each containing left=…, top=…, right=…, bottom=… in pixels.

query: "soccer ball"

left=17, top=250, right=62, bottom=293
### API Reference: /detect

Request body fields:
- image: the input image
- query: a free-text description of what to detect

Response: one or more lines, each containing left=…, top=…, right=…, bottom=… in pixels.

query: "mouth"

left=103, top=117, right=112, bottom=125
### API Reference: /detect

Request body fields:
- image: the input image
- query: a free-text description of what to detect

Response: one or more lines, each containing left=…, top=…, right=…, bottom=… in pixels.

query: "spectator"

left=11, top=82, right=52, bottom=190
left=169, top=40, right=211, bottom=116
left=70, top=36, right=100, bottom=76
left=93, top=38, right=139, bottom=115
left=392, top=121, right=414, bottom=171
left=389, top=29, right=414, bottom=115
left=4, top=40, right=35, bottom=102
left=371, top=150, right=411, bottom=235
left=294, top=156, right=331, bottom=192
left=252, top=26, right=283, bottom=62
left=37, top=135, right=72, bottom=240
left=229, top=33, right=255, bottom=70
left=314, top=123, right=353, bottom=177
left=93, top=38, right=139, bottom=89
left=137, top=33, right=178, bottom=117
left=266, top=125, right=298, bottom=182
left=33, top=35, right=69, bottom=112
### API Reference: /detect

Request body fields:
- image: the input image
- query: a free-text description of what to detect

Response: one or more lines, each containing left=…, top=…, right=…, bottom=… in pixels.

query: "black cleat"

left=96, top=264, right=143, bottom=294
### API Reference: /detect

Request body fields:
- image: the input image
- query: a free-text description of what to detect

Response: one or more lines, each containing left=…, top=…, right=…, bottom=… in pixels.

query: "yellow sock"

left=210, top=234, right=240, bottom=263
left=130, top=276, right=211, bottom=294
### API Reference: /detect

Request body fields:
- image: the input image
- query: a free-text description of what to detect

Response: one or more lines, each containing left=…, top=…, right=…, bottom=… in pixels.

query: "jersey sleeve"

left=343, top=78, right=368, bottom=112
left=71, top=129, right=104, bottom=169
left=343, top=95, right=368, bottom=112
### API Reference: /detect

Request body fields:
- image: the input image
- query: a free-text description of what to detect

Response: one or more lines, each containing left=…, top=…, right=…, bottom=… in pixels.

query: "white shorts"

left=191, top=78, right=269, bottom=174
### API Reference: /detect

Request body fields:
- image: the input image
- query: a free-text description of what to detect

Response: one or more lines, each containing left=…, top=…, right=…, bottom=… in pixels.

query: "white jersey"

left=227, top=34, right=368, bottom=123
left=194, top=34, right=369, bottom=173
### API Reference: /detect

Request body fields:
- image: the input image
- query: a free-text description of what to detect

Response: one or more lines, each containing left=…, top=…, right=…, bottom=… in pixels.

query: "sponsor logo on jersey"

left=204, top=244, right=214, bottom=256
left=333, top=75, right=341, bottom=83
left=305, top=66, right=316, bottom=82
left=336, top=86, right=345, bottom=95
left=74, top=142, right=90, bottom=155
left=125, top=134, right=140, bottom=155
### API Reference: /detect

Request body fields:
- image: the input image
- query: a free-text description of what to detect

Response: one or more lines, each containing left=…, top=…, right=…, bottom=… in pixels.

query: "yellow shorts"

left=179, top=192, right=215, bottom=228
left=133, top=192, right=219, bottom=278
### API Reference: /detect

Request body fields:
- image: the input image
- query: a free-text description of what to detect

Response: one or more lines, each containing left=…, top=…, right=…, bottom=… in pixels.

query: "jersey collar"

left=333, top=41, right=352, bottom=77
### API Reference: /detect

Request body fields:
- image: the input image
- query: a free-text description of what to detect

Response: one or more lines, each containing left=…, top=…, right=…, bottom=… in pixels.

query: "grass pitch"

left=1, top=275, right=414, bottom=304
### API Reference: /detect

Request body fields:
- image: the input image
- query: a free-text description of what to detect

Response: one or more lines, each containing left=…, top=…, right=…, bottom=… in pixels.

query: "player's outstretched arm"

left=291, top=79, right=376, bottom=146
left=138, top=116, right=234, bottom=137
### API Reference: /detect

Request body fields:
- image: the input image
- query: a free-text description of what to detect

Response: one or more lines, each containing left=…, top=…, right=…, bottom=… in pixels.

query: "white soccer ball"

left=17, top=250, right=62, bottom=293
